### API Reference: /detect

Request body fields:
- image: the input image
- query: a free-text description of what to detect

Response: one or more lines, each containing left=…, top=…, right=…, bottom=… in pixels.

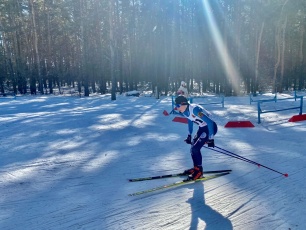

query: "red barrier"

left=172, top=117, right=188, bottom=124
left=225, top=121, right=255, bottom=128
left=288, top=114, right=306, bottom=122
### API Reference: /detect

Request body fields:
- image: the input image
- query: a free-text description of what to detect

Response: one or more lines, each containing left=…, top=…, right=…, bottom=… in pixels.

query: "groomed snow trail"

left=0, top=95, right=305, bottom=230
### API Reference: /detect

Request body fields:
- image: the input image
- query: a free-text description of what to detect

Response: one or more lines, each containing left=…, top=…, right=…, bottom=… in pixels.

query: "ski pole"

left=215, top=146, right=263, bottom=167
left=203, top=146, right=257, bottom=165
left=217, top=146, right=289, bottom=177
left=204, top=145, right=288, bottom=177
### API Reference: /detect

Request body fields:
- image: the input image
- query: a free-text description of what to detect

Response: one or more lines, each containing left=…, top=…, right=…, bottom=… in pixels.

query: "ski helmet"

left=175, top=95, right=188, bottom=105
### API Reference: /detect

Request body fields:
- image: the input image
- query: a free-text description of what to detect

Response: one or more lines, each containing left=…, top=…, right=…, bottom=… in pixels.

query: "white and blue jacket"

left=182, top=103, right=215, bottom=139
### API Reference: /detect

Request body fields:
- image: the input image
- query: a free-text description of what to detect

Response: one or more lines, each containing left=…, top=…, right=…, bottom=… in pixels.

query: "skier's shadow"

left=186, top=183, right=233, bottom=230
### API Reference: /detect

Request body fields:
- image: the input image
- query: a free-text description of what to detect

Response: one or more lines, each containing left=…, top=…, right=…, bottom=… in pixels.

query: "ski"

left=128, top=172, right=230, bottom=196
left=128, top=169, right=232, bottom=182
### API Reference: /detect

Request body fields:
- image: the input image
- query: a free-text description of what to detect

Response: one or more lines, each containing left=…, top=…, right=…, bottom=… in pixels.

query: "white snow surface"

left=0, top=93, right=306, bottom=230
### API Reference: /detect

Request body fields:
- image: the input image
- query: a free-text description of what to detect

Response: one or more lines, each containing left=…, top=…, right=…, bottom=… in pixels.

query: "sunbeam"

left=202, top=0, right=242, bottom=93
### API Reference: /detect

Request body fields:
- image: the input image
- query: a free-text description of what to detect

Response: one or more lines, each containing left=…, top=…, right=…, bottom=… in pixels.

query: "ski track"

left=0, top=95, right=306, bottom=229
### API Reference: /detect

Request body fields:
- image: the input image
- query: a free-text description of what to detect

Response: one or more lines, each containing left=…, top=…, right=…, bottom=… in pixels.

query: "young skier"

left=175, top=95, right=217, bottom=180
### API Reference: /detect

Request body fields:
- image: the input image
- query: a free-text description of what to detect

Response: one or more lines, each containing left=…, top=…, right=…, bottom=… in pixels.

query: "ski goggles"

left=175, top=102, right=188, bottom=108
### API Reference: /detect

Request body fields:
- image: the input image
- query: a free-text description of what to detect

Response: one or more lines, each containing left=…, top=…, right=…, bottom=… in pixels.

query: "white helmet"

left=181, top=81, right=186, bottom=87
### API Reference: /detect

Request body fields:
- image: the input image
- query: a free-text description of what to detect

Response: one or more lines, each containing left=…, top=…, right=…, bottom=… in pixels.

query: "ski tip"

left=284, top=173, right=289, bottom=177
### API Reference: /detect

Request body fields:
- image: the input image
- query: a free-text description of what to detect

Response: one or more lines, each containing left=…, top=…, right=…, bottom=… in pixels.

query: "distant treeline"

left=0, top=0, right=306, bottom=98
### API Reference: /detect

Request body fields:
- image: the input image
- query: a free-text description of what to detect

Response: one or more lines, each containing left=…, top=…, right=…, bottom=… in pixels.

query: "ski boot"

left=183, top=167, right=195, bottom=175
left=186, top=166, right=203, bottom=181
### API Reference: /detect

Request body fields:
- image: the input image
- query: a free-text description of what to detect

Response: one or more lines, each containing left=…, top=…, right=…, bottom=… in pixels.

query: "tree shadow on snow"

left=186, top=184, right=233, bottom=230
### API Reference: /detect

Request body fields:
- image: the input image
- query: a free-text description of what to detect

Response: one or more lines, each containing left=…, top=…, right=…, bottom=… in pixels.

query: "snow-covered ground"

left=0, top=93, right=305, bottom=230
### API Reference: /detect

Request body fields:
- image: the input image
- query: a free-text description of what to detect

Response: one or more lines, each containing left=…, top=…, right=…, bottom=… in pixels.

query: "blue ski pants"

left=190, top=122, right=218, bottom=167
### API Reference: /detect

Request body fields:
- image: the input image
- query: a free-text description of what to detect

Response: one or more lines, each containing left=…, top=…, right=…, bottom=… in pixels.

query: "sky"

left=0, top=92, right=306, bottom=230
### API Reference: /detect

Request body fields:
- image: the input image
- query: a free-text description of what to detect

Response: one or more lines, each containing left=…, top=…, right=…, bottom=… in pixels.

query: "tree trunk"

left=109, top=0, right=116, bottom=100
left=273, top=0, right=289, bottom=93
left=279, top=16, right=287, bottom=93
left=298, top=25, right=305, bottom=90
left=273, top=26, right=281, bottom=93
left=255, top=21, right=265, bottom=93
left=29, top=0, right=43, bottom=94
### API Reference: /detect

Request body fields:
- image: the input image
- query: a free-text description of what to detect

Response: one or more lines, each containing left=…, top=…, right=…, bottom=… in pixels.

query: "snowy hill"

left=0, top=94, right=305, bottom=230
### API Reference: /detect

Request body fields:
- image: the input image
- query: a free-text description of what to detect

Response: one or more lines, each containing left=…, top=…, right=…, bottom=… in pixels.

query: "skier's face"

left=176, top=104, right=187, bottom=113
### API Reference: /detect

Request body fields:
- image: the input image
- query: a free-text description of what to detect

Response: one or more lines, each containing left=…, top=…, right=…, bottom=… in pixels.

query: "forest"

left=0, top=0, right=306, bottom=99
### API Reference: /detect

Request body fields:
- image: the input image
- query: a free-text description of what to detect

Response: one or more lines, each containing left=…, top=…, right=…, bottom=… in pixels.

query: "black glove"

left=184, top=135, right=192, bottom=144
left=207, top=139, right=215, bottom=148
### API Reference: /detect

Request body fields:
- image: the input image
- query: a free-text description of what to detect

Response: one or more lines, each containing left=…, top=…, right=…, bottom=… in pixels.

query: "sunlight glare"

left=202, top=0, right=242, bottom=93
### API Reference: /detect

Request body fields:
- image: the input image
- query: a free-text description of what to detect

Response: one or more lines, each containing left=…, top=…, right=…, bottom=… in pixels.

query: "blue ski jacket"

left=181, top=103, right=215, bottom=139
